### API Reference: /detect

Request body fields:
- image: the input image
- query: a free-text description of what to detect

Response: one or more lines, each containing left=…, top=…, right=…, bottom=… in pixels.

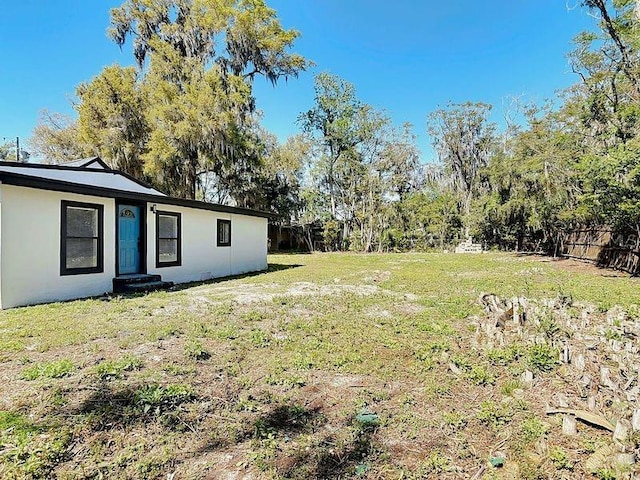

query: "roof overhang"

left=0, top=171, right=273, bottom=219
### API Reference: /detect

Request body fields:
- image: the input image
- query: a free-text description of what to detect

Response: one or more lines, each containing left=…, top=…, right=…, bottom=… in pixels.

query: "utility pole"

left=16, top=137, right=20, bottom=163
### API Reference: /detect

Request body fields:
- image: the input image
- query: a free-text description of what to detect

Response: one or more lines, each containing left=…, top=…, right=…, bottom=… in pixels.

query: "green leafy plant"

left=526, top=344, right=558, bottom=372
left=595, top=469, right=617, bottom=480
left=95, top=355, right=142, bottom=380
left=422, top=451, right=450, bottom=474
left=604, top=329, right=622, bottom=341
left=133, top=384, right=194, bottom=415
left=250, top=328, right=271, bottom=348
left=0, top=411, right=71, bottom=478
left=521, top=417, right=549, bottom=443
left=537, top=315, right=561, bottom=340
left=476, top=400, right=513, bottom=428
left=549, top=447, right=573, bottom=470
left=466, top=365, right=496, bottom=386
left=487, top=346, right=523, bottom=365
left=442, top=411, right=467, bottom=430
left=501, top=379, right=522, bottom=396
left=20, top=359, right=75, bottom=380
left=184, top=339, right=210, bottom=360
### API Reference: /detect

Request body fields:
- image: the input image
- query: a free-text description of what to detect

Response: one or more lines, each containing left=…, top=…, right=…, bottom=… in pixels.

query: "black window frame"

left=156, top=210, right=182, bottom=267
left=217, top=219, right=231, bottom=247
left=60, top=200, right=104, bottom=276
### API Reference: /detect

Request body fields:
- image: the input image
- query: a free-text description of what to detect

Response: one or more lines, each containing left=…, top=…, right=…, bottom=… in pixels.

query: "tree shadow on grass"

left=254, top=403, right=324, bottom=437
left=72, top=382, right=195, bottom=432
left=249, top=403, right=378, bottom=479
left=105, top=263, right=303, bottom=300
left=198, top=402, right=325, bottom=454
left=313, top=431, right=375, bottom=479
left=158, top=263, right=303, bottom=294
left=275, top=428, right=377, bottom=479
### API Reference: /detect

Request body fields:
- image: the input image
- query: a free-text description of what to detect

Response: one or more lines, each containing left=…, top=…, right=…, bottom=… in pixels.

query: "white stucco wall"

left=230, top=214, right=269, bottom=275
left=0, top=185, right=267, bottom=309
left=146, top=203, right=268, bottom=284
left=0, top=183, right=3, bottom=309
left=0, top=185, right=116, bottom=309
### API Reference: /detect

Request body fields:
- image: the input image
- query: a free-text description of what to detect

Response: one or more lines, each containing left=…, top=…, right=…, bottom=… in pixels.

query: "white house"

left=0, top=158, right=269, bottom=309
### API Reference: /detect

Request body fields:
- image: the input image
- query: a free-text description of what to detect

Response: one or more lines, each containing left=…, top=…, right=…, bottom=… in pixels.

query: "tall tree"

left=569, top=0, right=640, bottom=145
left=299, top=73, right=425, bottom=251
left=427, top=102, right=496, bottom=236
left=76, top=65, right=148, bottom=178
left=475, top=104, right=582, bottom=252
left=299, top=72, right=369, bottom=219
left=108, top=0, right=309, bottom=198
left=28, top=111, right=85, bottom=163
left=378, top=122, right=423, bottom=235
left=299, top=73, right=391, bottom=249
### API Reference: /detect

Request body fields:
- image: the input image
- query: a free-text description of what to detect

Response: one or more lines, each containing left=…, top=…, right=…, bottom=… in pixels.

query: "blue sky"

left=0, top=1, right=595, bottom=162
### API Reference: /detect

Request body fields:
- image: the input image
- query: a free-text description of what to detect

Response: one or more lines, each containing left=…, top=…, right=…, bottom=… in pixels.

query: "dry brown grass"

left=1, top=252, right=639, bottom=479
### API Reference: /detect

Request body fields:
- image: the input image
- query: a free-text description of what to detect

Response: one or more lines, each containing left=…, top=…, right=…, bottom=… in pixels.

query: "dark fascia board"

left=0, top=159, right=160, bottom=193
left=0, top=159, right=110, bottom=172
left=79, top=157, right=110, bottom=169
left=60, top=157, right=110, bottom=170
left=0, top=171, right=273, bottom=219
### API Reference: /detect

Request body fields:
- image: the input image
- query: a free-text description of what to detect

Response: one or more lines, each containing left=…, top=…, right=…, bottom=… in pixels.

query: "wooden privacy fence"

left=563, top=229, right=640, bottom=274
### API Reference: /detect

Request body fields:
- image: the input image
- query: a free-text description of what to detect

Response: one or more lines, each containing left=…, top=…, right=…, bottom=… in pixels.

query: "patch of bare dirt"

left=532, top=255, right=633, bottom=278
left=181, top=281, right=390, bottom=305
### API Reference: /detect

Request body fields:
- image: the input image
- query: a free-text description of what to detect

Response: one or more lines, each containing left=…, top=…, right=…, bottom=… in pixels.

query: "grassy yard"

left=1, top=252, right=639, bottom=479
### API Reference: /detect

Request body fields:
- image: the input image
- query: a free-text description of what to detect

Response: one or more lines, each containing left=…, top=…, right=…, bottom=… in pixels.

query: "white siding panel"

left=145, top=205, right=267, bottom=284
left=146, top=205, right=232, bottom=283
left=0, top=188, right=267, bottom=308
left=0, top=183, right=3, bottom=309
left=0, top=185, right=116, bottom=308
left=230, top=214, right=268, bottom=275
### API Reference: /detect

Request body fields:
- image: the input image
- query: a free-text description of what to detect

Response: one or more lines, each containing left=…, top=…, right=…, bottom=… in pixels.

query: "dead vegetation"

left=1, top=253, right=640, bottom=479
left=472, top=292, right=640, bottom=478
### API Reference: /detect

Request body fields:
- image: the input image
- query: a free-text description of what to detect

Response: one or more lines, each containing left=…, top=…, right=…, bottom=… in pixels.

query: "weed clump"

left=520, top=417, right=549, bottom=443
left=184, top=339, right=210, bottom=360
left=526, top=344, right=558, bottom=372
left=20, top=359, right=75, bottom=380
left=476, top=400, right=513, bottom=428
left=95, top=355, right=142, bottom=380
left=487, top=345, right=523, bottom=366
left=0, top=411, right=71, bottom=478
left=549, top=446, right=574, bottom=471
left=134, top=384, right=195, bottom=415
left=466, top=365, right=497, bottom=386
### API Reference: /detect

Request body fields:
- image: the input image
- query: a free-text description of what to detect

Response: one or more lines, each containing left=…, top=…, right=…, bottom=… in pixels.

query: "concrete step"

left=114, top=274, right=162, bottom=285
left=120, top=280, right=174, bottom=294
left=113, top=274, right=170, bottom=293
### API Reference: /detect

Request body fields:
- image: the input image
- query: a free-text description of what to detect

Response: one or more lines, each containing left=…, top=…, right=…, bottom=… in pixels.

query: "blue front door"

left=118, top=205, right=141, bottom=275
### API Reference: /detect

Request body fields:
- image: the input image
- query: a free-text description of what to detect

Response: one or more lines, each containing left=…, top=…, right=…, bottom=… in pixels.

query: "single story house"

left=0, top=158, right=270, bottom=309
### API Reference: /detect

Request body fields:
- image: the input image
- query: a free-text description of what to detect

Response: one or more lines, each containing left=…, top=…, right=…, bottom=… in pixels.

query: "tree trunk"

left=184, top=152, right=199, bottom=200
left=303, top=225, right=314, bottom=252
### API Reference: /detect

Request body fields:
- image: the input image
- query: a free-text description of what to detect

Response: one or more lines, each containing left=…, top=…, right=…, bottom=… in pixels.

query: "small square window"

left=217, top=219, right=231, bottom=247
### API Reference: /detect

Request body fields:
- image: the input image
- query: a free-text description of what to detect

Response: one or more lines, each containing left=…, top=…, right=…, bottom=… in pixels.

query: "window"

left=217, top=219, right=231, bottom=247
left=60, top=201, right=104, bottom=275
left=156, top=211, right=181, bottom=267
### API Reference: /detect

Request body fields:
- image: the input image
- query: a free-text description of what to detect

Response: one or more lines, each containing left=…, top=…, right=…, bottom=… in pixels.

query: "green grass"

left=0, top=411, right=71, bottom=478
left=0, top=252, right=638, bottom=478
left=20, top=359, right=75, bottom=380
left=95, top=355, right=143, bottom=380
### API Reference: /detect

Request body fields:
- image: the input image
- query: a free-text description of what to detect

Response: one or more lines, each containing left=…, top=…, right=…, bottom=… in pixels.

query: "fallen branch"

left=545, top=408, right=615, bottom=431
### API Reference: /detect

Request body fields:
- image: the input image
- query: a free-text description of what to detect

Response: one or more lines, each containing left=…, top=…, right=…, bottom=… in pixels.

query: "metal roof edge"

left=0, top=171, right=273, bottom=219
